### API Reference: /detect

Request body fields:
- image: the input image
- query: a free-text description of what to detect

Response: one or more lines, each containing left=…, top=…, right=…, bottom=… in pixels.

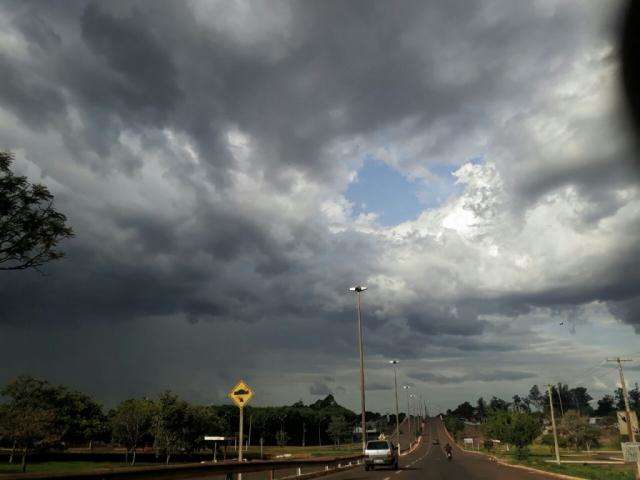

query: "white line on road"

left=395, top=470, right=402, bottom=475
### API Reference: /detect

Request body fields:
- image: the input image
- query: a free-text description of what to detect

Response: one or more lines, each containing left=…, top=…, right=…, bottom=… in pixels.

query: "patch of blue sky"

left=346, top=154, right=486, bottom=227
left=346, top=156, right=424, bottom=226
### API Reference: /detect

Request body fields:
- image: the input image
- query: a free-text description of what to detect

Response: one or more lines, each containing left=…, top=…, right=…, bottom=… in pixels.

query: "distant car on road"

left=364, top=440, right=399, bottom=471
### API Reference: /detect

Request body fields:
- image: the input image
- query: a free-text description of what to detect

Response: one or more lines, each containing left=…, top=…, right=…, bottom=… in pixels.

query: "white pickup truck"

left=364, top=440, right=399, bottom=471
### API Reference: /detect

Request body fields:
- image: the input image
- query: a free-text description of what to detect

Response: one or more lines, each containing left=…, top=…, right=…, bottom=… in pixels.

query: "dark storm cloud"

left=366, top=382, right=392, bottom=392
left=309, top=381, right=332, bottom=396
left=1, top=0, right=605, bottom=184
left=409, top=370, right=536, bottom=385
left=607, top=296, right=640, bottom=333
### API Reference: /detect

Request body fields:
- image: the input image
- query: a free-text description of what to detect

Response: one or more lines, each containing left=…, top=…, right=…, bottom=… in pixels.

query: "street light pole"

left=547, top=384, right=561, bottom=465
left=410, top=394, right=416, bottom=440
left=403, top=385, right=412, bottom=445
left=350, top=285, right=368, bottom=452
left=390, top=360, right=401, bottom=451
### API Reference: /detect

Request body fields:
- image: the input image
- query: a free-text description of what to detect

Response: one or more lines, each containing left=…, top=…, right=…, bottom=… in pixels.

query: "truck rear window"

left=367, top=441, right=389, bottom=450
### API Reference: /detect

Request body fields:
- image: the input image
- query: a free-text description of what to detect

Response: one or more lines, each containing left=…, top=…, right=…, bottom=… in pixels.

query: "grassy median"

left=0, top=444, right=361, bottom=476
left=0, top=461, right=154, bottom=475
left=473, top=445, right=636, bottom=480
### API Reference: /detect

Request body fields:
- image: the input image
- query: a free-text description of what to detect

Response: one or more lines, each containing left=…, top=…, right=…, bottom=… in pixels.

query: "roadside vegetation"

left=442, top=382, right=640, bottom=478
left=0, top=375, right=397, bottom=473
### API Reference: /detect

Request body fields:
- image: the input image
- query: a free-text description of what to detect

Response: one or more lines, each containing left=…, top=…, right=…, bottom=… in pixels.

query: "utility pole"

left=557, top=383, right=565, bottom=418
left=547, top=384, right=561, bottom=465
left=390, top=361, right=401, bottom=452
left=350, top=285, right=368, bottom=452
left=608, top=358, right=637, bottom=442
left=608, top=358, right=640, bottom=480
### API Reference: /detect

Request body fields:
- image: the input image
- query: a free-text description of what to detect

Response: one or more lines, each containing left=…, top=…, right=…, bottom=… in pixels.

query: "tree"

left=512, top=395, right=530, bottom=413
left=528, top=385, right=545, bottom=412
left=485, top=411, right=541, bottom=459
left=110, top=398, right=153, bottom=465
left=595, top=395, right=615, bottom=417
left=630, top=384, right=640, bottom=414
left=154, top=391, right=189, bottom=464
left=1, top=375, right=106, bottom=448
left=275, top=429, right=289, bottom=446
left=489, top=396, right=509, bottom=412
left=541, top=433, right=567, bottom=453
left=4, top=406, right=56, bottom=472
left=54, top=388, right=107, bottom=447
left=0, top=151, right=73, bottom=271
left=327, top=416, right=350, bottom=447
left=443, top=416, right=464, bottom=439
left=0, top=376, right=62, bottom=472
left=452, top=401, right=475, bottom=421
left=0, top=395, right=57, bottom=472
left=182, top=405, right=225, bottom=455
left=568, top=387, right=593, bottom=416
left=559, top=411, right=600, bottom=451
left=476, top=398, right=488, bottom=422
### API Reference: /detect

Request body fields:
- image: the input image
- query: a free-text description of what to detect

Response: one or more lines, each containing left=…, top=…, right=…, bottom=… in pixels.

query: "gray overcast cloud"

left=1, top=0, right=640, bottom=410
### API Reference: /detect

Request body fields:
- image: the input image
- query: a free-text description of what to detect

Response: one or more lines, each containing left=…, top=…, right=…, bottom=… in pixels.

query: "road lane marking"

left=394, top=470, right=402, bottom=474
left=383, top=477, right=390, bottom=480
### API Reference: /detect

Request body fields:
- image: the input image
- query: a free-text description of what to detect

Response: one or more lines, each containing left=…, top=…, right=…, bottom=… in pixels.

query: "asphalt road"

left=326, top=417, right=553, bottom=480
left=386, top=417, right=418, bottom=453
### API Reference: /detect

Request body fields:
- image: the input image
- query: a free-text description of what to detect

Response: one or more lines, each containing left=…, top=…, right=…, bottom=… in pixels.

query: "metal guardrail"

left=0, top=454, right=365, bottom=480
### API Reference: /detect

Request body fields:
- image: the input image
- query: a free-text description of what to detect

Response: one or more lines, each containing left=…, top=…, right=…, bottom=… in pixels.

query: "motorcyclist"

left=444, top=442, right=453, bottom=460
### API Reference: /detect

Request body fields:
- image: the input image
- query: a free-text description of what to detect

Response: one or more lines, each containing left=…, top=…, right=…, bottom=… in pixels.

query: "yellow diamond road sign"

left=229, top=380, right=253, bottom=408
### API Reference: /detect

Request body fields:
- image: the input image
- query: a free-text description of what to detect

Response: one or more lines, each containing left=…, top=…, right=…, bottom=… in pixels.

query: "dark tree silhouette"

left=0, top=151, right=73, bottom=271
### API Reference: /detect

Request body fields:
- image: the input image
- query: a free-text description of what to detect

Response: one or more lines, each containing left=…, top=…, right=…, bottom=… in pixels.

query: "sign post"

left=229, top=380, right=254, bottom=467
left=618, top=411, right=639, bottom=437
left=204, top=436, right=226, bottom=463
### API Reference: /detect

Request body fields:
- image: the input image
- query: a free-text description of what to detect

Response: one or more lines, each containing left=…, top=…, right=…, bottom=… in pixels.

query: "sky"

left=1, top=0, right=640, bottom=413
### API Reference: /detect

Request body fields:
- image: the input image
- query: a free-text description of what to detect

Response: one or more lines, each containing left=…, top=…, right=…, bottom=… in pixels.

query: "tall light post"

left=409, top=394, right=416, bottom=441
left=418, top=393, right=423, bottom=434
left=389, top=360, right=401, bottom=451
left=403, top=385, right=412, bottom=444
left=349, top=285, right=367, bottom=452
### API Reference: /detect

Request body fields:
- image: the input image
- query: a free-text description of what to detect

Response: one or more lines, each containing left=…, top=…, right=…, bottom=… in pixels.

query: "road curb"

left=280, top=462, right=360, bottom=480
left=492, top=460, right=587, bottom=480
left=399, top=435, right=422, bottom=457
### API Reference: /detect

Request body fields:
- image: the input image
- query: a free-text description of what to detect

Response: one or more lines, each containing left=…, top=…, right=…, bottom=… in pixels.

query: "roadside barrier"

left=0, top=454, right=364, bottom=480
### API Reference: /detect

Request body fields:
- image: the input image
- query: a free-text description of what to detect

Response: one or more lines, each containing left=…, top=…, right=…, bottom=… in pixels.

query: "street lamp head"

left=389, top=360, right=399, bottom=365
left=349, top=285, right=367, bottom=292
left=402, top=385, right=410, bottom=390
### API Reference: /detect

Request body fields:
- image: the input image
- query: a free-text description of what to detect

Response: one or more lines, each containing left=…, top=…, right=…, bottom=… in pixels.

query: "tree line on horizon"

left=445, top=382, right=640, bottom=422
left=442, top=382, right=639, bottom=459
left=0, top=375, right=401, bottom=472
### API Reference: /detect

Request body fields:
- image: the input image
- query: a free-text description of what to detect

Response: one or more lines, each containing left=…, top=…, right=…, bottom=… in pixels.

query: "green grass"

left=474, top=446, right=635, bottom=480
left=0, top=461, right=153, bottom=475
left=0, top=445, right=361, bottom=476
left=517, top=456, right=634, bottom=480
